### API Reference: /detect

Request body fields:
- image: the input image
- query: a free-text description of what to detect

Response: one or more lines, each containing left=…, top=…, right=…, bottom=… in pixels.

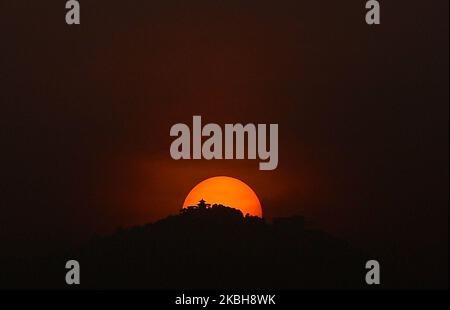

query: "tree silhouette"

left=1, top=201, right=369, bottom=289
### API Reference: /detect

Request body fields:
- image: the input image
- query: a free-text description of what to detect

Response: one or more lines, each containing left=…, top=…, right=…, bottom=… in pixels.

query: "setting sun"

left=182, top=176, right=263, bottom=217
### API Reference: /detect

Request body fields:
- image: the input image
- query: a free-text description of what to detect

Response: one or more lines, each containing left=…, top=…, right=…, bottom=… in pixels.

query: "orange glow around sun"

left=182, top=176, right=263, bottom=218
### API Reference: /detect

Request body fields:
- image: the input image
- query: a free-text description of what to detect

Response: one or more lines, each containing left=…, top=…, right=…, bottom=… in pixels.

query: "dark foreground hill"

left=3, top=205, right=368, bottom=289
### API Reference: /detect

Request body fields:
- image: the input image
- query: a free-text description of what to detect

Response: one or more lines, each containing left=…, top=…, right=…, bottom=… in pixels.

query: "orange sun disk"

left=182, top=176, right=263, bottom=218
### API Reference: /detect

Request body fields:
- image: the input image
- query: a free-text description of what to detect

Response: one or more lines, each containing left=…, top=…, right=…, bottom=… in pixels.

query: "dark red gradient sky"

left=1, top=1, right=448, bottom=282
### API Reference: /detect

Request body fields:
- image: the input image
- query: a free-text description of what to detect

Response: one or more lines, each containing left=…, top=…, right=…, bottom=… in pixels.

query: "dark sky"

left=1, top=0, right=448, bottom=282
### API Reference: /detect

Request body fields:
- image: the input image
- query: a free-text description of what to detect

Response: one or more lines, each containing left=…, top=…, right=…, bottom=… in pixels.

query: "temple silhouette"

left=182, top=198, right=211, bottom=212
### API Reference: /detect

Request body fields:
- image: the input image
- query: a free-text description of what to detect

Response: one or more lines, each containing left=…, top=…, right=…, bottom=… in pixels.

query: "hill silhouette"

left=2, top=202, right=368, bottom=289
